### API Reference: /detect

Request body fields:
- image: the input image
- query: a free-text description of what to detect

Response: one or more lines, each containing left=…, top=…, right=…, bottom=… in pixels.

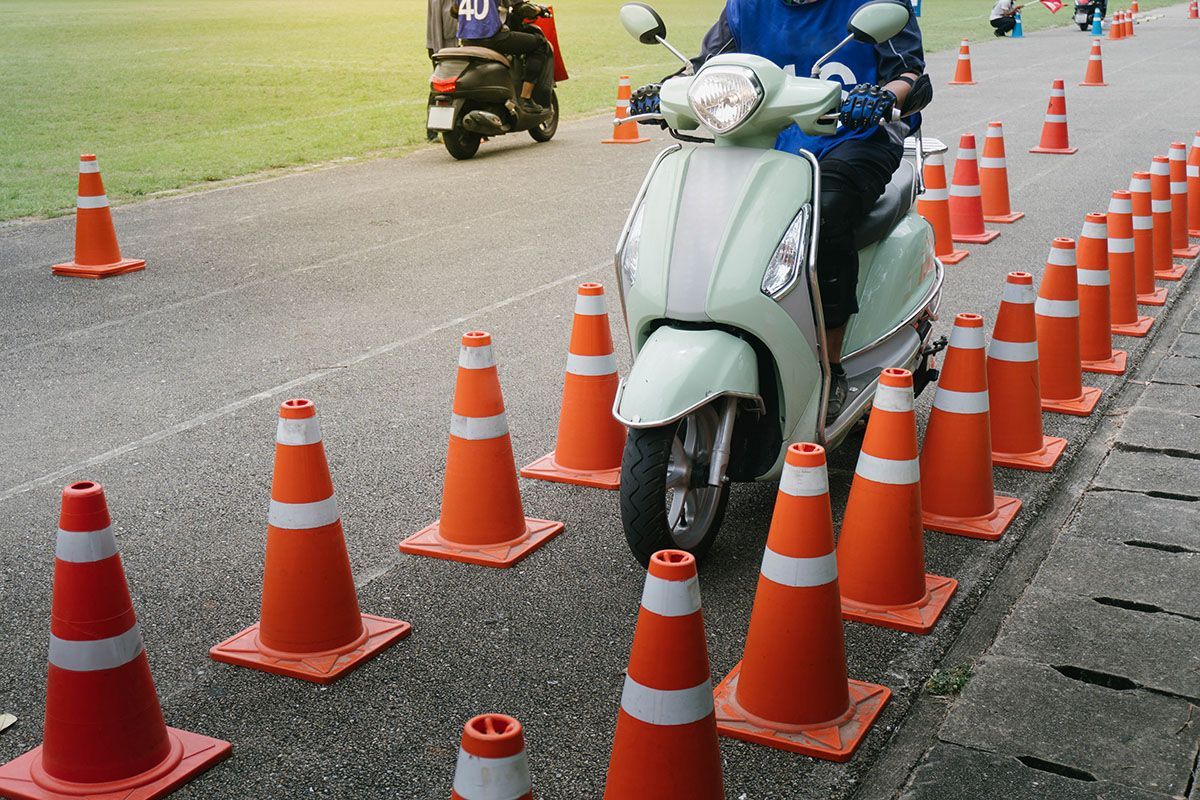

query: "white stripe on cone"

left=950, top=184, right=982, bottom=197
left=78, top=160, right=100, bottom=174
left=1035, top=298, right=1080, bottom=318
left=933, top=387, right=990, bottom=414
left=1047, top=248, right=1077, bottom=267
left=55, top=526, right=118, bottom=563
left=989, top=339, right=1038, bottom=362
left=1130, top=178, right=1151, bottom=192
left=1002, top=282, right=1036, bottom=304
left=1108, top=198, right=1133, bottom=214
left=619, top=675, right=714, bottom=726
left=1152, top=199, right=1172, bottom=213
left=450, top=412, right=509, bottom=440
left=949, top=325, right=986, bottom=350
left=922, top=187, right=949, bottom=201
left=459, top=345, right=497, bottom=370
left=854, top=452, right=920, bottom=485
left=979, top=157, right=1007, bottom=169
left=1133, top=216, right=1153, bottom=230
left=276, top=417, right=323, bottom=446
left=452, top=750, right=532, bottom=800
left=49, top=625, right=144, bottom=672
left=873, top=382, right=915, bottom=412
left=759, top=548, right=837, bottom=588
left=1108, top=237, right=1134, bottom=253
left=268, top=496, right=340, bottom=529
left=566, top=353, right=617, bottom=376
left=1081, top=221, right=1107, bottom=239
left=778, top=462, right=829, bottom=497
left=640, top=574, right=702, bottom=617
left=1077, top=269, right=1110, bottom=286
left=574, top=294, right=608, bottom=316
left=76, top=194, right=109, bottom=209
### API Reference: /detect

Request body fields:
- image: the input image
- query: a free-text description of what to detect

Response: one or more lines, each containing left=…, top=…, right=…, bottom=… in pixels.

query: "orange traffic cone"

left=837, top=369, right=957, bottom=634
left=603, top=76, right=650, bottom=145
left=1076, top=213, right=1127, bottom=374
left=450, top=714, right=533, bottom=800
left=1169, top=142, right=1200, bottom=257
left=1190, top=0, right=1198, bottom=18
left=0, top=482, right=230, bottom=800
left=980, top=122, right=1024, bottom=223
left=1030, top=80, right=1078, bottom=155
left=1106, top=190, right=1154, bottom=336
left=521, top=283, right=626, bottom=489
left=1124, top=9, right=1135, bottom=35
left=950, top=134, right=1000, bottom=244
left=1107, top=10, right=1123, bottom=38
left=1130, top=171, right=1169, bottom=304
left=712, top=443, right=890, bottom=762
left=920, top=314, right=1022, bottom=541
left=1132, top=0, right=1139, bottom=12
left=51, top=155, right=145, bottom=279
left=948, top=39, right=976, bottom=85
left=1188, top=131, right=1200, bottom=236
left=1080, top=39, right=1107, bottom=86
left=917, top=152, right=969, bottom=264
left=604, top=550, right=723, bottom=799
left=1150, top=156, right=1186, bottom=279
left=401, top=332, right=564, bottom=567
left=988, top=273, right=1068, bottom=472
left=212, top=399, right=411, bottom=682
left=1036, top=239, right=1102, bottom=416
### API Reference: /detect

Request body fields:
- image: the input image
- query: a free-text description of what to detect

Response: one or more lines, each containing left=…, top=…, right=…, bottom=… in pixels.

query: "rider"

left=630, top=0, right=929, bottom=422
left=457, top=0, right=554, bottom=115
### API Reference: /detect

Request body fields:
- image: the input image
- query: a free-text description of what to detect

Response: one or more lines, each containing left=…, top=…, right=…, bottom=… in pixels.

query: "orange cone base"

left=1113, top=315, right=1155, bottom=335
left=1137, top=287, right=1168, bottom=307
left=1082, top=349, right=1127, bottom=375
left=0, top=727, right=230, bottom=800
left=948, top=79, right=977, bottom=86
left=712, top=666, right=891, bottom=763
left=993, top=435, right=1069, bottom=472
left=1029, top=146, right=1079, bottom=155
left=209, top=613, right=411, bottom=684
left=923, top=495, right=1022, bottom=542
left=939, top=249, right=970, bottom=265
left=1079, top=80, right=1108, bottom=87
left=399, top=517, right=564, bottom=568
left=983, top=211, right=1025, bottom=223
left=1041, top=385, right=1102, bottom=416
left=602, top=136, right=650, bottom=145
left=1172, top=244, right=1200, bottom=259
left=51, top=257, right=145, bottom=279
left=1155, top=263, right=1186, bottom=280
left=841, top=574, right=957, bottom=635
left=520, top=451, right=620, bottom=490
left=951, top=230, right=1000, bottom=244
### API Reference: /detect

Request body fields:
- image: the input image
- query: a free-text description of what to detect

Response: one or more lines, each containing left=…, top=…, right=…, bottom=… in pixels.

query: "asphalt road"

left=2, top=8, right=1199, bottom=798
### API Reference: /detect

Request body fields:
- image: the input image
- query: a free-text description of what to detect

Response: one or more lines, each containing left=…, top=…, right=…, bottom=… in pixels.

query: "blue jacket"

left=693, top=0, right=924, bottom=157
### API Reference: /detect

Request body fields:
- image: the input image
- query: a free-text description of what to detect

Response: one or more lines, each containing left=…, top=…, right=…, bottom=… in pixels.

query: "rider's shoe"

left=825, top=363, right=848, bottom=425
left=517, top=97, right=548, bottom=116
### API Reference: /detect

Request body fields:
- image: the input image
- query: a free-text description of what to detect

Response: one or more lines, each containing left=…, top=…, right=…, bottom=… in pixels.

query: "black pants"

left=466, top=29, right=549, bottom=84
left=990, top=16, right=1016, bottom=35
left=816, top=129, right=904, bottom=330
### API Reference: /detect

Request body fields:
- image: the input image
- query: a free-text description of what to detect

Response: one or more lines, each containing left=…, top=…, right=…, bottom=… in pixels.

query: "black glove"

left=538, top=4, right=553, bottom=17
left=629, top=83, right=663, bottom=123
left=839, top=84, right=897, bottom=130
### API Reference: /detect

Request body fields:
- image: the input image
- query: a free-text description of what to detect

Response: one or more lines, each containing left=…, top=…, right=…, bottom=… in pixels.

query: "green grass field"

left=0, top=0, right=1178, bottom=221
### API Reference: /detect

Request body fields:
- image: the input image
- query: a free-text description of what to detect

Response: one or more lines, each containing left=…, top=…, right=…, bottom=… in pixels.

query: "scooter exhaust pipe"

left=708, top=397, right=739, bottom=487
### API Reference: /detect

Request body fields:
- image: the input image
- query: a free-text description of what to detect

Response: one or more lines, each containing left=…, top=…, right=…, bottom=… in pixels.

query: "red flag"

left=1039, top=0, right=1065, bottom=12
left=531, top=9, right=569, bottom=82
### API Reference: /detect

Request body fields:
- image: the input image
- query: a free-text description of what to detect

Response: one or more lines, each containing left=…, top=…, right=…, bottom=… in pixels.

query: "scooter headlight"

left=687, top=66, right=763, bottom=134
left=619, top=202, right=646, bottom=288
left=762, top=205, right=813, bottom=299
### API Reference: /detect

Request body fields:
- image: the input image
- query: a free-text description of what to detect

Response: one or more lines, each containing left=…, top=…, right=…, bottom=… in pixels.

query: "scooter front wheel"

left=619, top=406, right=729, bottom=566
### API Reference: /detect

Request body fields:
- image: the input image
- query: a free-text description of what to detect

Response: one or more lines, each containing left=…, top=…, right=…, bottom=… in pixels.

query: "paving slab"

left=1117, top=407, right=1200, bottom=457
left=1066, top=490, right=1200, bottom=551
left=1138, top=381, right=1200, bottom=417
left=1153, top=355, right=1200, bottom=387
left=939, top=656, right=1200, bottom=796
left=1168, top=332, right=1200, bottom=359
left=1184, top=305, right=1200, bottom=335
left=900, top=743, right=1171, bottom=800
left=1033, top=536, right=1199, bottom=617
left=1093, top=449, right=1200, bottom=499
left=992, top=586, right=1200, bottom=700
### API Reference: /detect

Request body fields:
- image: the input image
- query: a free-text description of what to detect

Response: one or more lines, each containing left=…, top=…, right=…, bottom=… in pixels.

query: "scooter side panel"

left=843, top=211, right=937, bottom=354
left=616, top=327, right=759, bottom=427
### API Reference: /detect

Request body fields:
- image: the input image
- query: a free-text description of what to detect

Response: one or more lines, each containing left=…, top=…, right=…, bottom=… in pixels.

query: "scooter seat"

left=853, top=160, right=917, bottom=250
left=434, top=46, right=512, bottom=67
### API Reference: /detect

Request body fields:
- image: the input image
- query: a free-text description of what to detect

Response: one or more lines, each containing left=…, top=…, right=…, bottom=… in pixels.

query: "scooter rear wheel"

left=619, top=406, right=729, bottom=566
left=443, top=128, right=482, bottom=160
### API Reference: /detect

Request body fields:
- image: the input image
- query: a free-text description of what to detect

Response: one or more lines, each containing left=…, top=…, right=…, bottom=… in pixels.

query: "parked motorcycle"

left=427, top=7, right=561, bottom=160
left=1074, top=0, right=1107, bottom=29
left=611, top=1, right=945, bottom=565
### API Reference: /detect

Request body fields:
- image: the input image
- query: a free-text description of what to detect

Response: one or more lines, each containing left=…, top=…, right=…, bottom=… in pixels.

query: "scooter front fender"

left=613, top=327, right=761, bottom=429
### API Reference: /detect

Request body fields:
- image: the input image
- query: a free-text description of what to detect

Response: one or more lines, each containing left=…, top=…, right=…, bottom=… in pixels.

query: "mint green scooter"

left=612, top=1, right=944, bottom=565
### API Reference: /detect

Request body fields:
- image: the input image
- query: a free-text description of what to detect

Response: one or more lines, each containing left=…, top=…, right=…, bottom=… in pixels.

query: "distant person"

left=990, top=0, right=1024, bottom=36
left=427, top=0, right=458, bottom=58
left=458, top=0, right=553, bottom=114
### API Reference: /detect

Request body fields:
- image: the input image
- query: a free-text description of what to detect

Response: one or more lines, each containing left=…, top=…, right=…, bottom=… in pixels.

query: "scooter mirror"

left=847, top=0, right=911, bottom=44
left=619, top=2, right=668, bottom=44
